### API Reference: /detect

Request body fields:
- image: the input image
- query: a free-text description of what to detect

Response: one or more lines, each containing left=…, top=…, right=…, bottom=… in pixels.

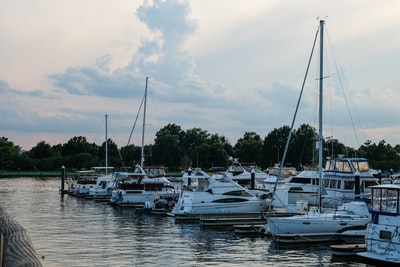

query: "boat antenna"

left=268, top=22, right=320, bottom=213
left=105, top=114, right=108, bottom=175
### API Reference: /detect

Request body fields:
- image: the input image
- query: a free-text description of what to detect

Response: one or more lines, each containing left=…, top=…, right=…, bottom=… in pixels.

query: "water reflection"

left=0, top=178, right=376, bottom=267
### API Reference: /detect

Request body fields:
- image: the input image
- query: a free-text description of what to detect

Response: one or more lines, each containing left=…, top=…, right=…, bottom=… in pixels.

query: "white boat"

left=322, top=156, right=379, bottom=207
left=226, top=158, right=269, bottom=188
left=109, top=172, right=158, bottom=207
left=87, top=173, right=114, bottom=198
left=266, top=20, right=371, bottom=243
left=181, top=167, right=211, bottom=191
left=267, top=202, right=370, bottom=243
left=69, top=167, right=114, bottom=196
left=358, top=184, right=400, bottom=264
left=110, top=78, right=177, bottom=207
left=285, top=169, right=320, bottom=206
left=171, top=173, right=270, bottom=218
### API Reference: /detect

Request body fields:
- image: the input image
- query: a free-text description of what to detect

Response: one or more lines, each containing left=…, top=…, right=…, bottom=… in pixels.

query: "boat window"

left=323, top=179, right=330, bottom=188
left=330, top=179, right=337, bottom=189
left=381, top=188, right=399, bottom=214
left=372, top=188, right=400, bottom=214
left=341, top=162, right=352, bottom=172
left=223, top=190, right=253, bottom=197
left=212, top=198, right=249, bottom=203
left=344, top=181, right=354, bottom=190
left=372, top=189, right=381, bottom=212
left=336, top=180, right=342, bottom=189
left=290, top=177, right=311, bottom=184
left=379, top=230, right=392, bottom=240
left=353, top=161, right=370, bottom=172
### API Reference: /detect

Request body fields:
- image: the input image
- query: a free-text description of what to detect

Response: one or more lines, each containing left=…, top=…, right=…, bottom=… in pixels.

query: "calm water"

left=0, top=178, right=376, bottom=267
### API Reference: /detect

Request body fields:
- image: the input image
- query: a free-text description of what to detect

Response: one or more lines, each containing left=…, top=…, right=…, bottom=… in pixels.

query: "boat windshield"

left=372, top=187, right=400, bottom=214
left=352, top=160, right=370, bottom=172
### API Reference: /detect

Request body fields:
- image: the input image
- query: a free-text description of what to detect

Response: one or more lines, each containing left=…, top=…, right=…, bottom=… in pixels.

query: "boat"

left=109, top=172, right=158, bottom=207
left=285, top=169, right=320, bottom=206
left=267, top=201, right=370, bottom=243
left=226, top=158, right=269, bottom=188
left=68, top=167, right=114, bottom=197
left=322, top=156, right=379, bottom=207
left=180, top=167, right=211, bottom=191
left=109, top=78, right=177, bottom=208
left=170, top=173, right=270, bottom=219
left=357, top=184, right=400, bottom=264
left=67, top=114, right=114, bottom=197
left=266, top=20, right=371, bottom=243
left=87, top=172, right=116, bottom=200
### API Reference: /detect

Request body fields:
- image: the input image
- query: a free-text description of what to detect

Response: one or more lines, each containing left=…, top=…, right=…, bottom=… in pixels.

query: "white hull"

left=172, top=174, right=269, bottom=216
left=172, top=192, right=268, bottom=215
left=359, top=222, right=400, bottom=263
left=267, top=202, right=371, bottom=243
left=110, top=189, right=156, bottom=206
left=358, top=185, right=400, bottom=264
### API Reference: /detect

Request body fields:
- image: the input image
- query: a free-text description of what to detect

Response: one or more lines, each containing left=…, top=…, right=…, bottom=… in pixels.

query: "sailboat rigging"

left=266, top=20, right=371, bottom=243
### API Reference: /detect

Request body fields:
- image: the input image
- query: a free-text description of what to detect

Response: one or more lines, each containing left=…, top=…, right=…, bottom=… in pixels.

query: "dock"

left=200, top=213, right=266, bottom=228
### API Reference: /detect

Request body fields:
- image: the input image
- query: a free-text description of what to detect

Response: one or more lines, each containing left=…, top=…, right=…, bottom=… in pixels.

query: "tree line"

left=1, top=123, right=399, bottom=173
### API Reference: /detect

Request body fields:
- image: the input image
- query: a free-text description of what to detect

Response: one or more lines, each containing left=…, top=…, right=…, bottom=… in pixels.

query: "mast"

left=105, top=114, right=108, bottom=174
left=141, top=77, right=149, bottom=167
left=318, top=20, right=324, bottom=209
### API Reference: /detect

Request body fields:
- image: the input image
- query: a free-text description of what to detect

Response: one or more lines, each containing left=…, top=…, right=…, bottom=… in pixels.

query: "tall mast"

left=105, top=114, right=108, bottom=174
left=141, top=77, right=149, bottom=167
left=318, top=20, right=324, bottom=209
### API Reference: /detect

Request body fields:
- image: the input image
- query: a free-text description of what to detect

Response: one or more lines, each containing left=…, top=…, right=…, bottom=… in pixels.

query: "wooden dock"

left=200, top=213, right=266, bottom=228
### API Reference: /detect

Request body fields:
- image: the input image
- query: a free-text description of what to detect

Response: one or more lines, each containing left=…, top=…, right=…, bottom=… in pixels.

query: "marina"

left=0, top=177, right=380, bottom=266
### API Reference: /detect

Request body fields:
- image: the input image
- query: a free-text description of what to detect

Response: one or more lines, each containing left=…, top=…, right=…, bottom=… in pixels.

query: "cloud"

left=50, top=0, right=199, bottom=99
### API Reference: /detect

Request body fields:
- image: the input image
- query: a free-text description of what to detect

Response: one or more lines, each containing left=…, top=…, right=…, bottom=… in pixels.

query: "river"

left=0, top=178, right=376, bottom=267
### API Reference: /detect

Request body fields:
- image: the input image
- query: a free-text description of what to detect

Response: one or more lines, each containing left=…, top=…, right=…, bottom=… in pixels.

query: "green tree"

left=262, top=126, right=291, bottom=168
left=152, top=124, right=183, bottom=169
left=99, top=138, right=121, bottom=168
left=290, top=124, right=317, bottom=168
left=29, top=141, right=54, bottom=159
left=234, top=132, right=263, bottom=165
left=0, top=137, right=21, bottom=170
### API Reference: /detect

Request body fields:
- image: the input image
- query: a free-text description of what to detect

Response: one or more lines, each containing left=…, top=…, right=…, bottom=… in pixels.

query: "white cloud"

left=1, top=0, right=400, bottom=151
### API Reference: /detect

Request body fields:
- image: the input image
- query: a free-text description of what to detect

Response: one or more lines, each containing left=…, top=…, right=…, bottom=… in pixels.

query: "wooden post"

left=60, top=165, right=66, bottom=194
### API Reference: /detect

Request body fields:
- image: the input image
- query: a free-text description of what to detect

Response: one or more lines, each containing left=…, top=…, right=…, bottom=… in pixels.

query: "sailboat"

left=69, top=114, right=114, bottom=197
left=110, top=77, right=177, bottom=207
left=266, top=20, right=371, bottom=243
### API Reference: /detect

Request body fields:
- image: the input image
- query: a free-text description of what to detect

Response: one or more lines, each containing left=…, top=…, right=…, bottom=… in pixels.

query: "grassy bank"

left=0, top=170, right=182, bottom=178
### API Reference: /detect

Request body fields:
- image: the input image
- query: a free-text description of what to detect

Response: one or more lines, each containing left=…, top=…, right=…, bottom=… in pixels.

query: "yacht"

left=68, top=167, right=114, bottom=197
left=285, top=169, right=320, bottom=206
left=180, top=167, right=211, bottom=191
left=358, top=184, right=400, bottom=264
left=226, top=159, right=269, bottom=188
left=322, top=157, right=379, bottom=206
left=171, top=173, right=270, bottom=218
left=109, top=165, right=177, bottom=207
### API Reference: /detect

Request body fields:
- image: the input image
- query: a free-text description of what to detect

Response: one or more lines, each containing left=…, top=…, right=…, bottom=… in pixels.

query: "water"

left=0, top=178, right=376, bottom=267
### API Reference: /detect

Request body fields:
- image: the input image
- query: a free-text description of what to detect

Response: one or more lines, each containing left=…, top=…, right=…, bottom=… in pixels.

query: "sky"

left=1, top=0, right=400, bottom=151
